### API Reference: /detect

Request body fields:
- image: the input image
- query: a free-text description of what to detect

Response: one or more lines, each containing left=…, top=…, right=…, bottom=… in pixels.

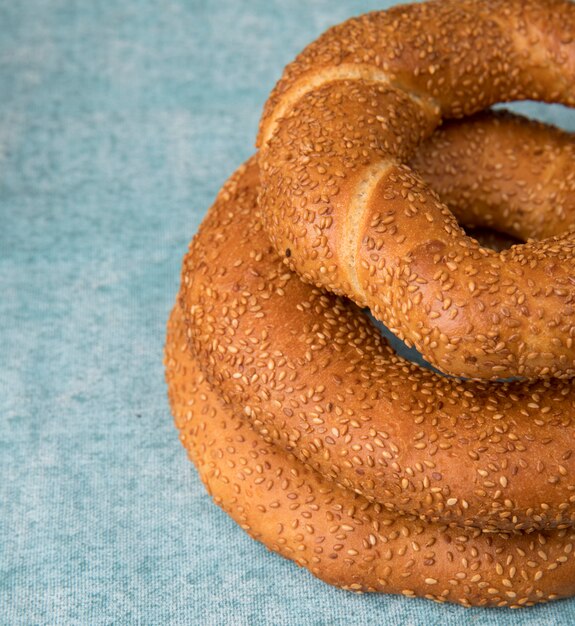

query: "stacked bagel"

left=165, top=0, right=575, bottom=608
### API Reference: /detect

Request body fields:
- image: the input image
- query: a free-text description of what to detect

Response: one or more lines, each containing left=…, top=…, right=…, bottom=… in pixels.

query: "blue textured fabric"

left=2, top=1, right=575, bottom=624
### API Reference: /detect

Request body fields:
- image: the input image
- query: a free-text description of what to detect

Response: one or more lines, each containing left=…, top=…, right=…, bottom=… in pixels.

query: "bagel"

left=166, top=305, right=575, bottom=608
left=410, top=110, right=575, bottom=243
left=256, top=0, right=575, bottom=380
left=179, top=148, right=575, bottom=532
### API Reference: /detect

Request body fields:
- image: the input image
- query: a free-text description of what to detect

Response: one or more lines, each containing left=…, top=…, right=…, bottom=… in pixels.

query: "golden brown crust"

left=256, top=0, right=575, bottom=380
left=411, top=111, right=575, bottom=242
left=166, top=304, right=575, bottom=608
left=179, top=154, right=575, bottom=532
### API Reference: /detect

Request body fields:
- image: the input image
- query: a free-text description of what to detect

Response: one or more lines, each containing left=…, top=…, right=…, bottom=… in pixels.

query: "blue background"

left=2, top=1, right=575, bottom=624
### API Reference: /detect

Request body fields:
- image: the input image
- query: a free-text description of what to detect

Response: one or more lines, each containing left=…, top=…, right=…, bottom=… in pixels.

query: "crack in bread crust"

left=344, top=161, right=396, bottom=298
left=259, top=64, right=440, bottom=147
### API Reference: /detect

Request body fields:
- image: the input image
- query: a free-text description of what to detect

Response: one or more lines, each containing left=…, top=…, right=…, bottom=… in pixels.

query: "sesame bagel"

left=256, top=0, right=575, bottom=381
left=166, top=304, right=575, bottom=608
left=180, top=153, right=575, bottom=533
left=411, top=110, right=575, bottom=243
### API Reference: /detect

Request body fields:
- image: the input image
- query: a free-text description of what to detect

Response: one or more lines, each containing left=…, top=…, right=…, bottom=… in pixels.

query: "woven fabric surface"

left=2, top=1, right=575, bottom=624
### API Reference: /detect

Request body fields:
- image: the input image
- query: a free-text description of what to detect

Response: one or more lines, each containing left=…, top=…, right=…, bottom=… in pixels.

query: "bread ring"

left=411, top=110, right=575, bottom=243
left=180, top=152, right=575, bottom=533
left=256, top=0, right=575, bottom=381
left=166, top=305, right=575, bottom=608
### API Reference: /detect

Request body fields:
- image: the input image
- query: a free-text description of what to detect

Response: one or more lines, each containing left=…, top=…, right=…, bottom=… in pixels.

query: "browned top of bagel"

left=258, top=0, right=575, bottom=145
left=166, top=304, right=575, bottom=608
left=256, top=0, right=575, bottom=380
left=180, top=155, right=575, bottom=533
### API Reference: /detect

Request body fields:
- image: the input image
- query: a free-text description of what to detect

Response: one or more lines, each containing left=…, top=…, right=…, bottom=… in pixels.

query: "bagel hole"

left=495, top=101, right=575, bottom=133
left=367, top=312, right=521, bottom=382
left=367, top=311, right=441, bottom=373
left=462, top=225, right=523, bottom=251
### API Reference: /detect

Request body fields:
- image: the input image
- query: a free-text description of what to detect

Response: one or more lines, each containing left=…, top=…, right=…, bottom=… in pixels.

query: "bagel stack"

left=165, top=0, right=575, bottom=608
